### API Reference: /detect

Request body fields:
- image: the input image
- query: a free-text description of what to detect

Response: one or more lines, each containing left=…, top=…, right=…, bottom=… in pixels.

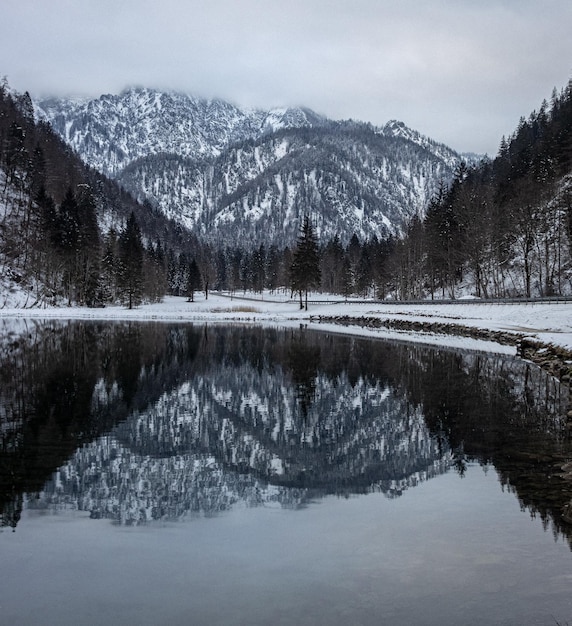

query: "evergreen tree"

left=252, top=244, right=266, bottom=293
left=76, top=185, right=101, bottom=306
left=290, top=215, right=321, bottom=310
left=55, top=187, right=81, bottom=304
left=266, top=245, right=282, bottom=293
left=186, top=258, right=202, bottom=302
left=100, top=229, right=119, bottom=303
left=118, top=212, right=144, bottom=309
left=321, top=235, right=345, bottom=293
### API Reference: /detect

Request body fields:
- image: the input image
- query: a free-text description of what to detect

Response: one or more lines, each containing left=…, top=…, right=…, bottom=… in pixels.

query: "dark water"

left=1, top=319, right=572, bottom=625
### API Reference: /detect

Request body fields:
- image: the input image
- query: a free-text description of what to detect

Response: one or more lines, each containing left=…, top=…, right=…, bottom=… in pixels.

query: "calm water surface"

left=1, top=319, right=571, bottom=625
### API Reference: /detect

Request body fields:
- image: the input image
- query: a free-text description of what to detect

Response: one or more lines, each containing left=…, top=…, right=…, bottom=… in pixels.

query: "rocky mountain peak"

left=35, top=88, right=467, bottom=247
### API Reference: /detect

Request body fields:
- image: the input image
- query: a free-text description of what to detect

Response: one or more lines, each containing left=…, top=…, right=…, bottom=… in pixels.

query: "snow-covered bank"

left=1, top=292, right=572, bottom=354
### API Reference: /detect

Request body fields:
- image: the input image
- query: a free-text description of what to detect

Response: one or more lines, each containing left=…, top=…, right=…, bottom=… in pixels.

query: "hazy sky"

left=2, top=0, right=571, bottom=155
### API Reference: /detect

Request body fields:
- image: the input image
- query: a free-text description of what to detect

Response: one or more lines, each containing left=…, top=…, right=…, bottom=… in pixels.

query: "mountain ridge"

left=36, top=87, right=470, bottom=246
left=35, top=87, right=329, bottom=176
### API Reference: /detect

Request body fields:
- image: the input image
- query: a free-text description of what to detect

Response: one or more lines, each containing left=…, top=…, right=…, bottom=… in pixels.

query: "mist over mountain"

left=36, top=87, right=469, bottom=247
left=37, top=88, right=328, bottom=177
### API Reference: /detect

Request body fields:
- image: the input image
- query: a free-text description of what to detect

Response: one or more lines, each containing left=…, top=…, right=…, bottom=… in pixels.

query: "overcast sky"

left=2, top=0, right=571, bottom=155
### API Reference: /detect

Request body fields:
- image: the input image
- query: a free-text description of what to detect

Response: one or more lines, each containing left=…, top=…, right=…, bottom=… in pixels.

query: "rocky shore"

left=313, top=314, right=572, bottom=387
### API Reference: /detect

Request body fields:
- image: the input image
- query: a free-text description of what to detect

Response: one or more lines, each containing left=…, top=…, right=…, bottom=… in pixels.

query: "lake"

left=1, top=319, right=572, bottom=625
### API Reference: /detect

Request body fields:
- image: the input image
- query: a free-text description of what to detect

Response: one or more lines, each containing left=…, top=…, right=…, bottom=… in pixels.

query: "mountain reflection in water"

left=0, top=320, right=571, bottom=544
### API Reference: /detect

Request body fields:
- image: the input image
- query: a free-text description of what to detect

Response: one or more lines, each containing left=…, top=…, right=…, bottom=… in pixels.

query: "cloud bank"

left=1, top=0, right=571, bottom=154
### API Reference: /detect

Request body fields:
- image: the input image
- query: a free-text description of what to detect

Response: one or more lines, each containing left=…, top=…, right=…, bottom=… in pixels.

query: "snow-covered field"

left=1, top=291, right=571, bottom=355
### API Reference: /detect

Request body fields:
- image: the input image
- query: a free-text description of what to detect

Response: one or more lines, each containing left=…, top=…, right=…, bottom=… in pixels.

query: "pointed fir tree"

left=100, top=229, right=119, bottom=303
left=186, top=258, right=202, bottom=302
left=118, top=211, right=144, bottom=309
left=56, top=187, right=81, bottom=304
left=76, top=185, right=101, bottom=306
left=290, top=215, right=321, bottom=310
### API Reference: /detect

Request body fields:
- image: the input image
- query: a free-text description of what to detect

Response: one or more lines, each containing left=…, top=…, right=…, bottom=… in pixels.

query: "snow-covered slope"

left=36, top=87, right=326, bottom=177
left=36, top=87, right=468, bottom=246
left=118, top=123, right=457, bottom=245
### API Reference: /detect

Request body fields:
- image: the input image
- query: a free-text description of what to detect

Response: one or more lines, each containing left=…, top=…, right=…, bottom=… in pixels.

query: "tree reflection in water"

left=0, top=320, right=570, bottom=546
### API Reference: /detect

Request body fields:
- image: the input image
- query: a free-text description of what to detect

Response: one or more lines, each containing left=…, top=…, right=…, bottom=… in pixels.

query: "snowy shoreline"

left=2, top=291, right=572, bottom=390
left=0, top=292, right=572, bottom=354
left=1, top=291, right=571, bottom=348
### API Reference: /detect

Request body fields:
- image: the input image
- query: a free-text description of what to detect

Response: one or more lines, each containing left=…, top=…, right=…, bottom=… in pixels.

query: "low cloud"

left=2, top=0, right=571, bottom=154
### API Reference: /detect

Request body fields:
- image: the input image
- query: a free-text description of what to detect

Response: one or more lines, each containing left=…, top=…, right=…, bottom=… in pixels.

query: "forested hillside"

left=385, top=81, right=572, bottom=299
left=38, top=87, right=465, bottom=249
left=0, top=82, right=199, bottom=307
left=116, top=121, right=460, bottom=247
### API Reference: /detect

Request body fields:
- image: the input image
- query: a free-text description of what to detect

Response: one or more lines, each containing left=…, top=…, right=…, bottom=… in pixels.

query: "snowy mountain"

left=36, top=87, right=327, bottom=177
left=36, top=88, right=468, bottom=247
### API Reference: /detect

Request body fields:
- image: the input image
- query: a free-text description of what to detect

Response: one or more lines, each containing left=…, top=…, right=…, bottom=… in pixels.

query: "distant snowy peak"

left=260, top=106, right=327, bottom=132
left=35, top=86, right=468, bottom=247
left=35, top=86, right=467, bottom=178
left=382, top=119, right=421, bottom=141
left=381, top=120, right=465, bottom=167
left=35, top=87, right=326, bottom=176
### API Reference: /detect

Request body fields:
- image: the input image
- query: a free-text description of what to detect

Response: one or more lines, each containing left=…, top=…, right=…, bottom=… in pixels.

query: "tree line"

left=388, top=80, right=572, bottom=299
left=0, top=81, right=194, bottom=308
left=174, top=80, right=572, bottom=302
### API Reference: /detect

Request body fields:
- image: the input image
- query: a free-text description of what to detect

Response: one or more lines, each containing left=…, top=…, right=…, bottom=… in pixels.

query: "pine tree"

left=55, top=187, right=81, bottom=304
left=100, top=229, right=119, bottom=303
left=76, top=185, right=101, bottom=306
left=186, top=258, right=202, bottom=302
left=290, top=215, right=321, bottom=310
left=118, top=212, right=144, bottom=309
